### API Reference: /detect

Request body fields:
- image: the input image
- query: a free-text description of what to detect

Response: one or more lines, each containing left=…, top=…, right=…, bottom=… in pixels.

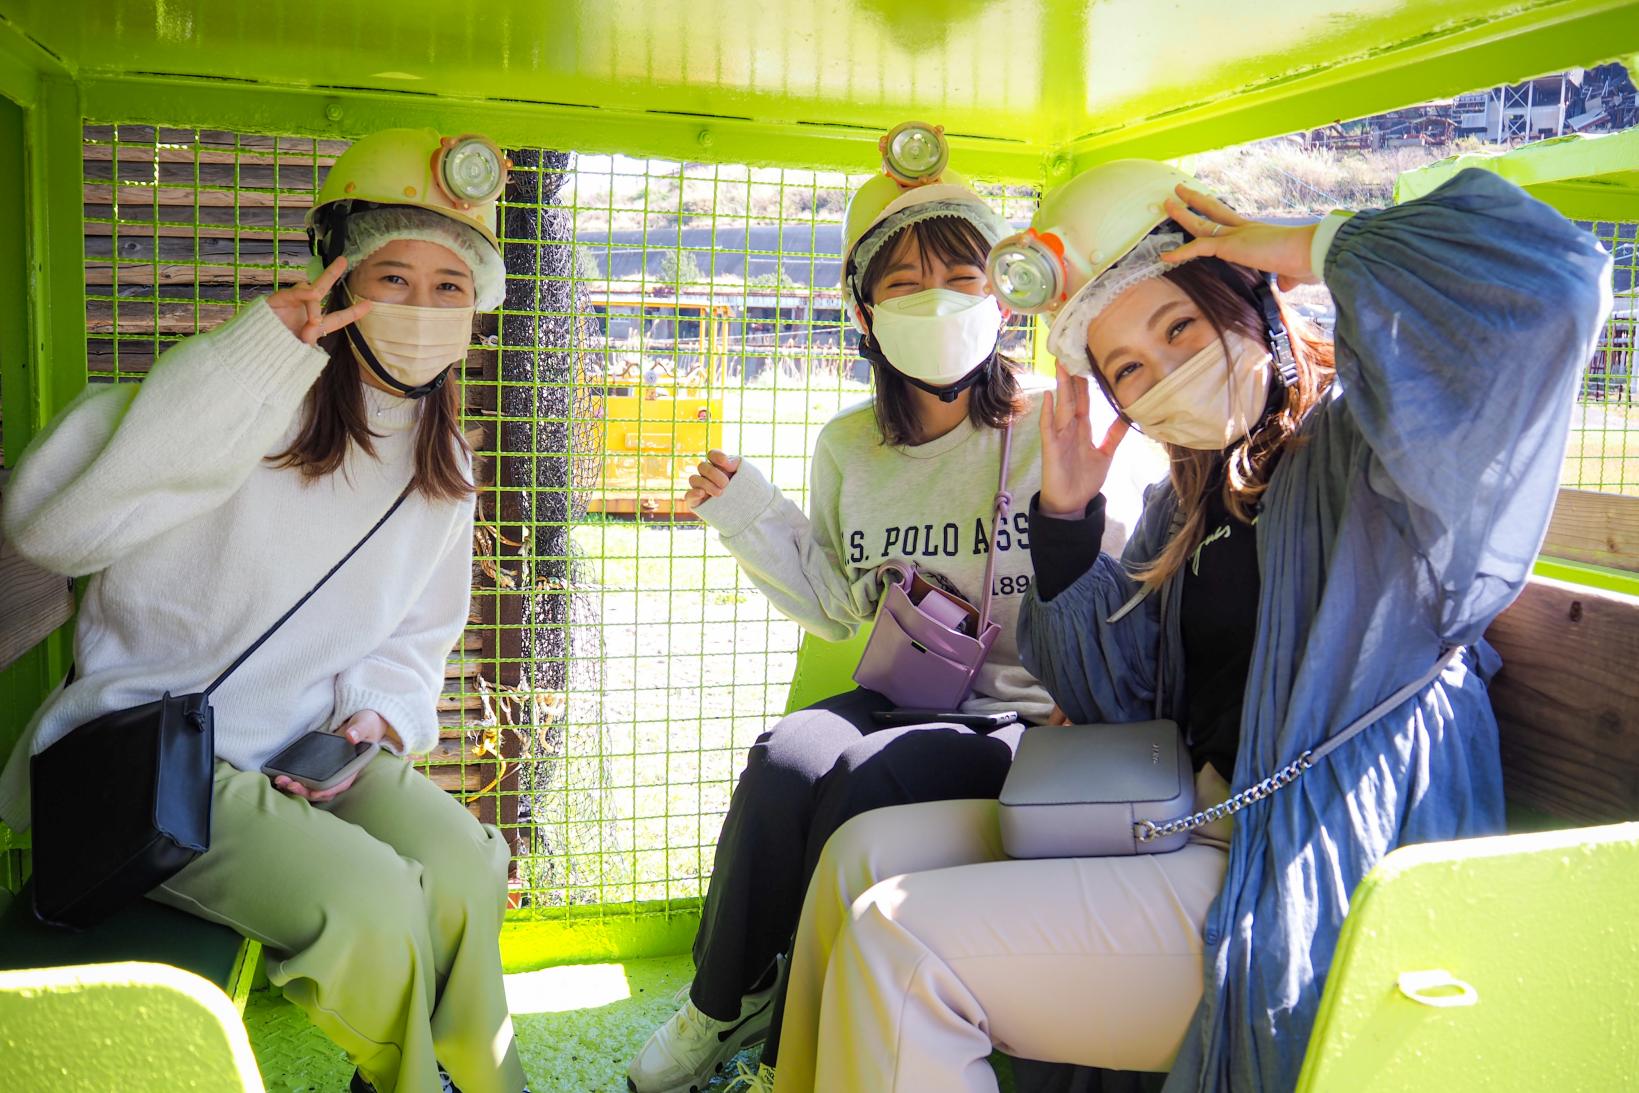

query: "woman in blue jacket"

left=766, top=164, right=1610, bottom=1093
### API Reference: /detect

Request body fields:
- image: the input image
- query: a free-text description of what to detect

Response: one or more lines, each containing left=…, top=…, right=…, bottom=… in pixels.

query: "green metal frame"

left=1396, top=125, right=1639, bottom=218
left=2, top=0, right=1637, bottom=964
left=0, top=27, right=82, bottom=768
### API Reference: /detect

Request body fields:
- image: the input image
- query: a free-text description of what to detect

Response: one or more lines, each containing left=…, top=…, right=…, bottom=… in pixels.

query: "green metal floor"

left=246, top=955, right=758, bottom=1093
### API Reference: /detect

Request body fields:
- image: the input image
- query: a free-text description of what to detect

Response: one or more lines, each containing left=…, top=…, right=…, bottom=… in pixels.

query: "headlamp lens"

left=987, top=242, right=1060, bottom=313
left=440, top=137, right=507, bottom=204
left=883, top=121, right=948, bottom=184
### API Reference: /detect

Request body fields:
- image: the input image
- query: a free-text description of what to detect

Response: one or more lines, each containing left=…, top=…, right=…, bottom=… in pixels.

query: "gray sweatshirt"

left=695, top=379, right=1150, bottom=722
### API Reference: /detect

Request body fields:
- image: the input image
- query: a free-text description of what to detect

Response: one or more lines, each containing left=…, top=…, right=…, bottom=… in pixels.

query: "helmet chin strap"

left=343, top=324, right=451, bottom=400
left=1252, top=275, right=1300, bottom=391
left=313, top=204, right=450, bottom=401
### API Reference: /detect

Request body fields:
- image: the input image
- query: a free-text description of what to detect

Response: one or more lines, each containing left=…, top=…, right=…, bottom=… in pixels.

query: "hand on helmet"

left=1160, top=185, right=1321, bottom=292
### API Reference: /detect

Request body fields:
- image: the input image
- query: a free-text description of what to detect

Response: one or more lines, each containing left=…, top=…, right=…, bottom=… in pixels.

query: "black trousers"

left=688, top=687, right=1025, bottom=1053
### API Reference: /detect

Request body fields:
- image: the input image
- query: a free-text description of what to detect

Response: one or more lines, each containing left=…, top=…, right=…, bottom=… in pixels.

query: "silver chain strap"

left=1134, top=749, right=1314, bottom=843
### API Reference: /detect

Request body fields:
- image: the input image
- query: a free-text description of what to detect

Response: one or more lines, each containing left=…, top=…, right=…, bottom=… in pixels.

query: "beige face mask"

left=348, top=297, right=476, bottom=390
left=1123, top=331, right=1273, bottom=450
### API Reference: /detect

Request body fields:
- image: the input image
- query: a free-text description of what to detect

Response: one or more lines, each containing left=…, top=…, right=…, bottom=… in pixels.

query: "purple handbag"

left=852, top=425, right=1013, bottom=709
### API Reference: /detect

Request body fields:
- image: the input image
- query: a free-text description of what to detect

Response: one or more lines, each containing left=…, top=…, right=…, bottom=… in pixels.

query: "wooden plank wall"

left=1486, top=489, right=1639, bottom=825
left=81, top=126, right=513, bottom=825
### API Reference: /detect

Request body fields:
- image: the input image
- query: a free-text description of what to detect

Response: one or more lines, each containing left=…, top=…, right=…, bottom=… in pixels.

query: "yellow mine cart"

left=587, top=298, right=730, bottom=517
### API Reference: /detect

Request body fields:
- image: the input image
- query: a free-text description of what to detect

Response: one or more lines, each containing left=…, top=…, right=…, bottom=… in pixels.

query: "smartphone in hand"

left=871, top=709, right=1021, bottom=732
left=262, top=730, right=378, bottom=792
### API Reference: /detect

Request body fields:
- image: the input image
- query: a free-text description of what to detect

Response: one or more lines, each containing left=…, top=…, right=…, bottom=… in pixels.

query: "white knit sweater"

left=0, top=300, right=474, bottom=830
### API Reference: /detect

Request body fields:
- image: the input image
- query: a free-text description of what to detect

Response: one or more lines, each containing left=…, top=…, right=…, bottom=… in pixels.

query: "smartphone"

left=871, top=709, right=1021, bottom=732
left=261, top=731, right=379, bottom=792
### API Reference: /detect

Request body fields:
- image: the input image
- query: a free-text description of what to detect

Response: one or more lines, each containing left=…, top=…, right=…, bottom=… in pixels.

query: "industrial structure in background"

left=1308, top=62, right=1638, bottom=149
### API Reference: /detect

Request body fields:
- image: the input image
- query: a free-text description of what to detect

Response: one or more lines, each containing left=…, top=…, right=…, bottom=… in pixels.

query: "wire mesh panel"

left=71, top=121, right=1636, bottom=929
left=1571, top=220, right=1637, bottom=495
left=77, top=123, right=1038, bottom=918
left=483, top=153, right=1039, bottom=913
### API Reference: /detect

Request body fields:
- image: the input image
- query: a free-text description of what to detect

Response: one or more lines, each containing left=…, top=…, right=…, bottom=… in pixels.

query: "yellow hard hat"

left=840, top=122, right=1008, bottom=331
left=308, top=126, right=508, bottom=249
left=307, top=127, right=510, bottom=308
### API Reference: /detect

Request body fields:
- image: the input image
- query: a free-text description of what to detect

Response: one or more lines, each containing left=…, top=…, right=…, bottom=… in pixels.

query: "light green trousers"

left=150, top=752, right=526, bottom=1093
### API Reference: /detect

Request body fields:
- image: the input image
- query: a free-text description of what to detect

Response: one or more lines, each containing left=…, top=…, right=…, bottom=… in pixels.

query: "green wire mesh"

left=76, top=122, right=1637, bottom=922
left=1573, top=219, right=1637, bottom=495
left=78, top=123, right=1039, bottom=915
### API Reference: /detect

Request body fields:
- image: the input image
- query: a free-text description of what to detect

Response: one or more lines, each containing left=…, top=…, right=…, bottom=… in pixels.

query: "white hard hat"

left=985, top=159, right=1202, bottom=360
left=841, top=123, right=1009, bottom=332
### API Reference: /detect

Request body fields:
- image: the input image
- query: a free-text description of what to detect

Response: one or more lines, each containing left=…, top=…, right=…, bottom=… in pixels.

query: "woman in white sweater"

left=626, top=125, right=1149, bottom=1093
left=0, top=129, right=527, bottom=1093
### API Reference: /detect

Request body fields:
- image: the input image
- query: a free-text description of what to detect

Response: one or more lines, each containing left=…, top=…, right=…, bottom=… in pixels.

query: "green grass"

left=512, top=376, right=871, bottom=910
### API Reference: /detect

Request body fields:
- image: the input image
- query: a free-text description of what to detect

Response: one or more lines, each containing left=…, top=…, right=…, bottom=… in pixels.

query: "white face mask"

left=348, top=298, right=476, bottom=389
left=1122, top=331, right=1273, bottom=450
left=867, top=289, right=1004, bottom=387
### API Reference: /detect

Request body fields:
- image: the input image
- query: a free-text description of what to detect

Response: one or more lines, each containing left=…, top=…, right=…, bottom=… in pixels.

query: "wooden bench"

left=0, top=470, right=261, bottom=1012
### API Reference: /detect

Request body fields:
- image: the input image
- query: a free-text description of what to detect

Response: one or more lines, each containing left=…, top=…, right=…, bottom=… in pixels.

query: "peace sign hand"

left=266, top=257, right=374, bottom=346
left=1159, top=184, right=1321, bottom=292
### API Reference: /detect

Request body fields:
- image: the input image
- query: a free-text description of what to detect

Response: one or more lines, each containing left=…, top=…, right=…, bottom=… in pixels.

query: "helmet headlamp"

left=434, top=135, right=509, bottom=208
left=881, top=121, right=949, bottom=186
left=986, top=229, right=1068, bottom=314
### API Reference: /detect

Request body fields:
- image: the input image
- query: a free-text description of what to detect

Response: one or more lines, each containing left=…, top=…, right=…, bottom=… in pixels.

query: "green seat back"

left=783, top=626, right=871, bottom=715
left=1297, top=822, right=1639, bottom=1091
left=0, top=886, right=250, bottom=995
left=0, top=960, right=264, bottom=1091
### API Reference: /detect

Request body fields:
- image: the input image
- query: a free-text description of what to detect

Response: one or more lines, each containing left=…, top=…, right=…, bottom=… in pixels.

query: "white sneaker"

left=627, top=960, right=782, bottom=1093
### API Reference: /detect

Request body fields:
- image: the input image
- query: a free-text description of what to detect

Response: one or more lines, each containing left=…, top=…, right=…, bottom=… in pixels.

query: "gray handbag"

left=999, top=720, right=1194, bottom=856
left=999, top=647, right=1461, bottom=859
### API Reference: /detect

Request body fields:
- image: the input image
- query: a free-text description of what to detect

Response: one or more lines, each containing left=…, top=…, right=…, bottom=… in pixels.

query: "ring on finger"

left=1211, top=223, right=1223, bottom=237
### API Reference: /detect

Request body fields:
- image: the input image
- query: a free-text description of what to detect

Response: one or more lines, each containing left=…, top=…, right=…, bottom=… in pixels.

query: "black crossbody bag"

left=29, top=485, right=413, bottom=929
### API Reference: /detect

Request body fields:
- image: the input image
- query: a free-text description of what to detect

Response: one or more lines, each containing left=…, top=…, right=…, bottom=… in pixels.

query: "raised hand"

left=684, top=450, right=742, bottom=509
left=1039, top=364, right=1129, bottom=517
left=266, top=256, right=375, bottom=346
left=1160, top=184, right=1321, bottom=291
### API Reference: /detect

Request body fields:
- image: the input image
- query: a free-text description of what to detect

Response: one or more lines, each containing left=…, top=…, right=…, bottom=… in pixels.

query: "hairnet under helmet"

left=305, top=205, right=505, bottom=311
left=346, top=206, right=503, bottom=311
left=840, top=175, right=1009, bottom=333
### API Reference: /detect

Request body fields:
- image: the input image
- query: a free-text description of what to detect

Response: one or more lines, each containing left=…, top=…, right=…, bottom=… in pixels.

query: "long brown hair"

left=860, top=216, right=1028, bottom=446
left=268, top=297, right=474, bottom=502
left=1100, top=257, right=1335, bottom=589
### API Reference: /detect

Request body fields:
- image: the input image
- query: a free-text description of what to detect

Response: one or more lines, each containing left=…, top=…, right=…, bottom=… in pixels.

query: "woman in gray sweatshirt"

left=625, top=134, right=1151, bottom=1093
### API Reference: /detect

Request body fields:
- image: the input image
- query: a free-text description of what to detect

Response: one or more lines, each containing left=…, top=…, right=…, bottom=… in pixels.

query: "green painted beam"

left=1, top=95, right=29, bottom=467
left=0, top=74, right=82, bottom=773
left=1064, top=0, right=1639, bottom=174
left=0, top=13, right=68, bottom=108
left=78, top=75, right=1051, bottom=182
left=28, top=75, right=87, bottom=435
left=1395, top=127, right=1639, bottom=219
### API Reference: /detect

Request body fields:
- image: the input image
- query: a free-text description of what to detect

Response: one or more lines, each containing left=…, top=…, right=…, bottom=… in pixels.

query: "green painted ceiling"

left=3, top=0, right=1639, bottom=171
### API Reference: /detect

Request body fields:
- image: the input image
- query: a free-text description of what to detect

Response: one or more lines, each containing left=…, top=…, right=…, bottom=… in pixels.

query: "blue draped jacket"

left=1018, top=168, right=1612, bottom=1091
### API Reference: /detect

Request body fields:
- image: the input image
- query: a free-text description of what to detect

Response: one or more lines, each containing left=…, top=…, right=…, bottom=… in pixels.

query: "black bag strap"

left=203, top=483, right=414, bottom=697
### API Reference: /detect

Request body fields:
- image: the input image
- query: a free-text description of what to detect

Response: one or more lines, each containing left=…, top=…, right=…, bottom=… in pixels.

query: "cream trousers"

left=772, top=782, right=1230, bottom=1093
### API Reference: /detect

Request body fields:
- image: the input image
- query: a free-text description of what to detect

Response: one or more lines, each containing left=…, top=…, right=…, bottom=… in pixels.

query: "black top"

left=1028, top=478, right=1263, bottom=776
left=1177, top=473, right=1262, bottom=777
